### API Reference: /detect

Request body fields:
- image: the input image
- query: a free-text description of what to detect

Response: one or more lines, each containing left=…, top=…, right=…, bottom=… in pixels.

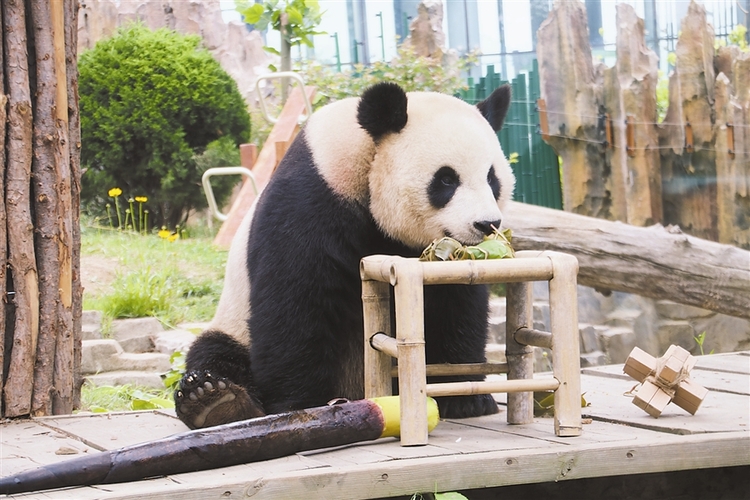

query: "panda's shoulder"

left=303, top=97, right=374, bottom=204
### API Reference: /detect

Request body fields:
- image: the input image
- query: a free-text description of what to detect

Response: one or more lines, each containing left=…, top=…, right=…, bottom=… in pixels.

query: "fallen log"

left=505, top=201, right=750, bottom=320
left=0, top=397, right=439, bottom=495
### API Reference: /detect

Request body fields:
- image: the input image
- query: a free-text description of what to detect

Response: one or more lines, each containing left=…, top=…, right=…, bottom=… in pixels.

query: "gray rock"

left=154, top=329, right=198, bottom=355
left=655, top=320, right=698, bottom=354
left=487, top=316, right=506, bottom=344
left=689, top=314, right=750, bottom=354
left=596, top=327, right=636, bottom=364
left=580, top=350, right=607, bottom=367
left=110, top=317, right=163, bottom=353
left=82, top=310, right=102, bottom=328
left=485, top=343, right=507, bottom=364
left=579, top=324, right=601, bottom=353
left=81, top=323, right=102, bottom=341
left=115, top=352, right=172, bottom=373
left=655, top=300, right=715, bottom=320
left=81, top=340, right=123, bottom=374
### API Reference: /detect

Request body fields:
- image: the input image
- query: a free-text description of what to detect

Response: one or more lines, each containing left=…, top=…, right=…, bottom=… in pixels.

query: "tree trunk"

left=505, top=201, right=750, bottom=320
left=65, top=0, right=83, bottom=411
left=0, top=3, right=7, bottom=410
left=3, top=0, right=40, bottom=417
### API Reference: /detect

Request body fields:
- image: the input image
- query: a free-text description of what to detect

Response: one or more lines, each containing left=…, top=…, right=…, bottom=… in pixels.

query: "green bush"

left=79, top=25, right=251, bottom=228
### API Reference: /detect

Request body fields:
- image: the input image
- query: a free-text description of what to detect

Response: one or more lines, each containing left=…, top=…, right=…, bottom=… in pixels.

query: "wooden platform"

left=2, top=351, right=748, bottom=499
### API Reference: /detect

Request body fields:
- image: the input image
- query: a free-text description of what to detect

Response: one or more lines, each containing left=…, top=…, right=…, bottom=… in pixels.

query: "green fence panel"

left=459, top=61, right=562, bottom=210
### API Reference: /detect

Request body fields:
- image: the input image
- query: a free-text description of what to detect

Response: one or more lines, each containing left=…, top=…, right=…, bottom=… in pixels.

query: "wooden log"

left=51, top=0, right=75, bottom=415
left=505, top=200, right=750, bottom=320
left=0, top=398, right=440, bottom=496
left=64, top=0, right=83, bottom=410
left=0, top=3, right=6, bottom=411
left=29, top=0, right=63, bottom=417
left=3, top=0, right=40, bottom=418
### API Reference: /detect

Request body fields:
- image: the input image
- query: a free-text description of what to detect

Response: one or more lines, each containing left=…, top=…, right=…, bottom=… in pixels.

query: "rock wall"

left=78, top=0, right=271, bottom=102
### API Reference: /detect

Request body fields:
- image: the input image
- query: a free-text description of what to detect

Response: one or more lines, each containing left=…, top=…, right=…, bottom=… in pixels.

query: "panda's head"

left=357, top=82, right=515, bottom=250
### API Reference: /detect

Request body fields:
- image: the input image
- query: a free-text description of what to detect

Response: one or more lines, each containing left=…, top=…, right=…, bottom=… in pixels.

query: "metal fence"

left=458, top=61, right=562, bottom=210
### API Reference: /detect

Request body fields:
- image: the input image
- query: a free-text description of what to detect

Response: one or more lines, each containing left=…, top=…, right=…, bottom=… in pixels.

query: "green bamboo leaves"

left=420, top=228, right=515, bottom=262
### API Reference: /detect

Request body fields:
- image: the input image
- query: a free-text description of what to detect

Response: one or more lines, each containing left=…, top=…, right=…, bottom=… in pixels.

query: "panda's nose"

left=474, top=219, right=502, bottom=236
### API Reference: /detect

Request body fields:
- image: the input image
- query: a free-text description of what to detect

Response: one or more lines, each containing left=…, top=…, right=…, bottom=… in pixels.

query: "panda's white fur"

left=177, top=82, right=515, bottom=427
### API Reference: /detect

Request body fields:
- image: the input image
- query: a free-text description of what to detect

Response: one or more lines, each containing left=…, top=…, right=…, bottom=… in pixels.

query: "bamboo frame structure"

left=361, top=250, right=583, bottom=446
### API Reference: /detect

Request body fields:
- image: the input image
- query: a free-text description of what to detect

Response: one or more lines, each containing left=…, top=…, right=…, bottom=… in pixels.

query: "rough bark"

left=65, top=0, right=83, bottom=411
left=505, top=201, right=750, bottom=320
left=537, top=1, right=610, bottom=218
left=658, top=1, right=717, bottom=241
left=0, top=4, right=7, bottom=409
left=611, top=3, right=662, bottom=226
left=3, top=0, right=40, bottom=417
left=29, top=0, right=63, bottom=417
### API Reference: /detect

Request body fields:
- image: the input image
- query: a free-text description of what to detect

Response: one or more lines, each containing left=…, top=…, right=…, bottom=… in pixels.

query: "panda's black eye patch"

left=487, top=166, right=501, bottom=200
left=428, top=166, right=460, bottom=209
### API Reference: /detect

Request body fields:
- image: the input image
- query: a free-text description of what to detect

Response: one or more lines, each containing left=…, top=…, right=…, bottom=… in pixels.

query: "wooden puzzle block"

left=623, top=345, right=708, bottom=418
left=632, top=379, right=672, bottom=418
left=673, top=378, right=709, bottom=415
left=623, top=346, right=656, bottom=382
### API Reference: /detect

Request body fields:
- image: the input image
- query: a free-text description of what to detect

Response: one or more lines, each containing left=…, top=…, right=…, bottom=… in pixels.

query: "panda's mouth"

left=444, top=230, right=483, bottom=247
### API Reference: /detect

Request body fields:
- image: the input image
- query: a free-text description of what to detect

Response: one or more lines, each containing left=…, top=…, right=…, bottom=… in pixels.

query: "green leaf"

left=263, top=46, right=281, bottom=56
left=286, top=6, right=304, bottom=25
left=242, top=3, right=265, bottom=23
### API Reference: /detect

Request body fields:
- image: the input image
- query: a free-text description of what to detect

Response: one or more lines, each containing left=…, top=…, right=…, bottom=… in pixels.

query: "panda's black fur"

left=175, top=82, right=513, bottom=429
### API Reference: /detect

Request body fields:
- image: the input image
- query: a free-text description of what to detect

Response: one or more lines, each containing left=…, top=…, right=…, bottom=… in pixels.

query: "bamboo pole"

left=362, top=279, right=393, bottom=398
left=426, top=378, right=559, bottom=398
left=392, top=363, right=509, bottom=377
left=3, top=0, right=40, bottom=418
left=392, top=259, right=428, bottom=446
left=546, top=252, right=583, bottom=437
left=514, top=328, right=553, bottom=349
left=370, top=332, right=398, bottom=359
left=64, top=0, right=83, bottom=410
left=505, top=282, right=534, bottom=425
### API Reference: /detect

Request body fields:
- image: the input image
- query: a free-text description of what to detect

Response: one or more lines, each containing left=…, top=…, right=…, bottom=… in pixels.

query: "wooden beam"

left=505, top=201, right=750, bottom=319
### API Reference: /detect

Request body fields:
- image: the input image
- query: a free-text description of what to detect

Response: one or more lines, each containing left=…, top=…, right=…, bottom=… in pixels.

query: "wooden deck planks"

left=2, top=352, right=749, bottom=499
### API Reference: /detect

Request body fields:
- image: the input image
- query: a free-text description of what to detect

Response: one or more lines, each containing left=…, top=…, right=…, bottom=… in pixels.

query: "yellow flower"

left=108, top=187, right=122, bottom=197
left=135, top=196, right=148, bottom=203
left=158, top=228, right=170, bottom=239
left=168, top=233, right=180, bottom=242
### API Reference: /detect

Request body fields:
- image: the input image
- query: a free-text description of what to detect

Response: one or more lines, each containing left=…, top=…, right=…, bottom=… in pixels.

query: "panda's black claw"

left=174, top=369, right=266, bottom=429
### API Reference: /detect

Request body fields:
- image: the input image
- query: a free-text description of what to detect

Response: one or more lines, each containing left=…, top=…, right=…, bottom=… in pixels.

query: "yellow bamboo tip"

left=371, top=396, right=440, bottom=438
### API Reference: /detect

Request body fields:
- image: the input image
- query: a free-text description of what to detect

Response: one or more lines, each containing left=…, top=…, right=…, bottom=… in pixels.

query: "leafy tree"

left=79, top=25, right=251, bottom=227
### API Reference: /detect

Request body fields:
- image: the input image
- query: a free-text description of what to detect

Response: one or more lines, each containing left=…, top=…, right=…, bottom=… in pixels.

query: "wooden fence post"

left=1, top=0, right=80, bottom=418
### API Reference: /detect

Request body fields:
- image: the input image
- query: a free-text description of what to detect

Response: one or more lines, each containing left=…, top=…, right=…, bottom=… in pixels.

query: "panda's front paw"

left=174, top=370, right=265, bottom=429
left=436, top=394, right=499, bottom=419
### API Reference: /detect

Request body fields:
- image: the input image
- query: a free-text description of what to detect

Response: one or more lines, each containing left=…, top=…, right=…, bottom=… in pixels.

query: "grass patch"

left=82, top=224, right=227, bottom=327
left=80, top=383, right=175, bottom=413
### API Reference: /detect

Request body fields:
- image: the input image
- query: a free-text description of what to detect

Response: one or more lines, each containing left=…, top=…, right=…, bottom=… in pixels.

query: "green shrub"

left=79, top=25, right=251, bottom=228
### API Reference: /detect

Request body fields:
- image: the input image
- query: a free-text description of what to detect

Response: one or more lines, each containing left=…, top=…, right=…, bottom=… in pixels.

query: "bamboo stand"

left=361, top=251, right=583, bottom=446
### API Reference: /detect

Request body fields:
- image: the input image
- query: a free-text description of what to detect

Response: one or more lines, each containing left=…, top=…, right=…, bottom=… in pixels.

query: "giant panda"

left=175, top=82, right=514, bottom=429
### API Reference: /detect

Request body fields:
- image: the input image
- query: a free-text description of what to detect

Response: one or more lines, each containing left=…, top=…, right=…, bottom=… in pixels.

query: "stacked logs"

left=1, top=0, right=81, bottom=418
left=537, top=0, right=750, bottom=249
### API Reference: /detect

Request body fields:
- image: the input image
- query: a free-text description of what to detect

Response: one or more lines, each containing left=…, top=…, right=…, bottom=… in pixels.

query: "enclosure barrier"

left=361, top=251, right=582, bottom=446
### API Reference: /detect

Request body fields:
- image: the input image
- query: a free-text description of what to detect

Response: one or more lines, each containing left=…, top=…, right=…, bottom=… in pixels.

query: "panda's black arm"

left=184, top=329, right=255, bottom=390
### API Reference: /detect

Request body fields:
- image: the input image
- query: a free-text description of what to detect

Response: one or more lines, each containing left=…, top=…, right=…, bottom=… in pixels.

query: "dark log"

left=65, top=0, right=83, bottom=411
left=505, top=201, right=750, bottom=320
left=29, top=0, right=62, bottom=417
left=3, top=0, right=40, bottom=418
left=0, top=397, right=437, bottom=495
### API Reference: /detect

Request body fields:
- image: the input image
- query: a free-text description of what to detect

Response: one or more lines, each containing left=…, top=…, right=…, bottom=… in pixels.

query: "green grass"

left=80, top=383, right=175, bottom=413
left=81, top=224, right=228, bottom=328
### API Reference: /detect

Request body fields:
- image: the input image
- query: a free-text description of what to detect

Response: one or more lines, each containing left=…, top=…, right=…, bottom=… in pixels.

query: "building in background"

left=226, top=0, right=750, bottom=80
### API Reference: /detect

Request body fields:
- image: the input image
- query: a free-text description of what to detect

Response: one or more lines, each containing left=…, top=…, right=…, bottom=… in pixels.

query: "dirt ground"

left=80, top=254, right=122, bottom=296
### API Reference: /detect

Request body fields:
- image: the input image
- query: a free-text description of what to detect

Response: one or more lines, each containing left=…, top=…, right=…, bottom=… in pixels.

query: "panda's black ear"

left=357, top=82, right=408, bottom=140
left=476, top=84, right=511, bottom=132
